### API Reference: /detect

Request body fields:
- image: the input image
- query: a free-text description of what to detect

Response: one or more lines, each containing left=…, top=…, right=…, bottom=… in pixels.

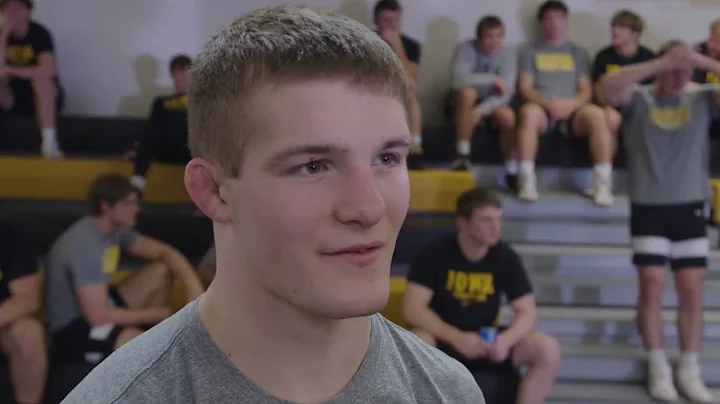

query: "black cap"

left=0, top=0, right=34, bottom=10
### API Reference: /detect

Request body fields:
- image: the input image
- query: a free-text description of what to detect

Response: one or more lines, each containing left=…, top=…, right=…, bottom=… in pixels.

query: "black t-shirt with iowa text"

left=693, top=42, right=720, bottom=84
left=149, top=93, right=188, bottom=138
left=5, top=22, right=60, bottom=84
left=406, top=236, right=532, bottom=331
left=591, top=45, right=655, bottom=84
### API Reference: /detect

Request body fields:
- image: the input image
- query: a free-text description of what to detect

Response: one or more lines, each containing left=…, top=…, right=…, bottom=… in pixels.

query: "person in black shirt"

left=403, top=187, right=561, bottom=404
left=0, top=0, right=63, bottom=157
left=591, top=10, right=655, bottom=137
left=693, top=20, right=720, bottom=85
left=373, top=0, right=423, bottom=169
left=0, top=222, right=46, bottom=404
left=129, top=55, right=191, bottom=192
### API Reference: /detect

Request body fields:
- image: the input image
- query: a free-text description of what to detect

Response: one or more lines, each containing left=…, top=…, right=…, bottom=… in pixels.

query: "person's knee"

left=492, top=106, right=516, bottom=131
left=412, top=329, right=437, bottom=346
left=30, top=76, right=55, bottom=98
left=576, top=104, right=608, bottom=130
left=6, top=317, right=45, bottom=362
left=532, top=333, right=562, bottom=369
left=604, top=107, right=622, bottom=134
left=638, top=268, right=667, bottom=304
left=518, top=103, right=544, bottom=131
left=674, top=269, right=706, bottom=306
left=454, top=88, right=478, bottom=108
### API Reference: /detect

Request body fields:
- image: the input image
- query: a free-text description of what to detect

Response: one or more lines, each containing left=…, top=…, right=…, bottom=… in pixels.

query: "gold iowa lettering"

left=649, top=104, right=691, bottom=130
left=534, top=53, right=575, bottom=72
left=445, top=270, right=495, bottom=306
left=605, top=64, right=620, bottom=74
left=706, top=72, right=720, bottom=84
left=163, top=95, right=187, bottom=111
left=6, top=45, right=34, bottom=65
left=102, top=245, right=120, bottom=275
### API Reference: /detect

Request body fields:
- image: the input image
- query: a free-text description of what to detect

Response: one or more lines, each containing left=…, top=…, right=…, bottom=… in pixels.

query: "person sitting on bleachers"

left=129, top=55, right=192, bottom=192
left=402, top=187, right=561, bottom=404
left=373, top=0, right=423, bottom=169
left=516, top=0, right=615, bottom=206
left=693, top=19, right=720, bottom=85
left=600, top=41, right=719, bottom=403
left=44, top=173, right=205, bottom=365
left=591, top=10, right=655, bottom=137
left=0, top=222, right=46, bottom=404
left=450, top=15, right=517, bottom=182
left=197, top=243, right=215, bottom=287
left=0, top=0, right=63, bottom=158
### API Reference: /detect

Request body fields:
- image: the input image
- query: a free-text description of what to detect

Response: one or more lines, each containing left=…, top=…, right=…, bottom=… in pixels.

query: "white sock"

left=594, top=163, right=612, bottom=181
left=505, top=160, right=518, bottom=175
left=412, top=134, right=422, bottom=146
left=41, top=128, right=57, bottom=145
left=680, top=352, right=699, bottom=370
left=130, top=175, right=147, bottom=191
left=456, top=140, right=470, bottom=156
left=519, top=160, right=535, bottom=175
left=648, top=349, right=670, bottom=368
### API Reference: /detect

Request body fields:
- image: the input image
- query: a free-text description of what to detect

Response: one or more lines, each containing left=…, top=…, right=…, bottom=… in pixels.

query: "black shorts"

left=630, top=201, right=708, bottom=270
left=7, top=78, right=64, bottom=117
left=545, top=109, right=578, bottom=137
left=436, top=326, right=516, bottom=373
left=51, top=287, right=127, bottom=364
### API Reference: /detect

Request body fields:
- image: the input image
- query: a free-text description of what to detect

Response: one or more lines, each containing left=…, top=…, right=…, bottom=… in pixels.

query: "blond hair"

left=188, top=6, right=408, bottom=177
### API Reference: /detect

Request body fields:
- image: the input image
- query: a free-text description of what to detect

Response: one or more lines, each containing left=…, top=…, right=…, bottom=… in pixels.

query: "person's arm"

left=478, top=48, right=518, bottom=114
left=572, top=47, right=593, bottom=105
left=600, top=58, right=670, bottom=107
left=451, top=41, right=495, bottom=89
left=0, top=274, right=41, bottom=328
left=0, top=26, right=10, bottom=71
left=690, top=53, right=720, bottom=105
left=6, top=26, right=55, bottom=79
left=497, top=248, right=536, bottom=347
left=402, top=245, right=462, bottom=344
left=517, top=46, right=548, bottom=108
left=124, top=233, right=205, bottom=299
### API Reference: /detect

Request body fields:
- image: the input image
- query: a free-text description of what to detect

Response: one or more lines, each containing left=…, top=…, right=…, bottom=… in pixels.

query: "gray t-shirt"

left=200, top=244, right=216, bottom=269
left=623, top=84, right=720, bottom=204
left=62, top=301, right=485, bottom=404
left=518, top=41, right=590, bottom=99
left=45, top=216, right=138, bottom=333
left=451, top=39, right=517, bottom=114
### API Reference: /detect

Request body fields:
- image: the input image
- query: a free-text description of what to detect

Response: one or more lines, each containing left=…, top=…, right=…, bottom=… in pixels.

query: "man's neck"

left=543, top=37, right=566, bottom=46
left=199, top=270, right=373, bottom=403
left=457, top=234, right=489, bottom=262
left=91, top=215, right=117, bottom=236
left=614, top=42, right=639, bottom=58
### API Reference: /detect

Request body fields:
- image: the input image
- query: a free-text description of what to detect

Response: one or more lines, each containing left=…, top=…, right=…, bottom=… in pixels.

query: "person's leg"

left=630, top=204, right=678, bottom=401
left=115, top=261, right=174, bottom=310
left=130, top=129, right=158, bottom=191
left=570, top=104, right=615, bottom=206
left=516, top=103, right=549, bottom=201
left=0, top=317, right=47, bottom=404
left=406, top=81, right=423, bottom=170
left=510, top=332, right=562, bottom=404
left=451, top=88, right=479, bottom=171
left=669, top=203, right=714, bottom=403
left=490, top=106, right=518, bottom=191
left=603, top=106, right=622, bottom=135
left=0, top=77, right=14, bottom=110
left=30, top=76, right=62, bottom=158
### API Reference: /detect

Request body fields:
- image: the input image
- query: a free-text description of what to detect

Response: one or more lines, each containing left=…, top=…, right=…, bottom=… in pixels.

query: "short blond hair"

left=188, top=6, right=408, bottom=177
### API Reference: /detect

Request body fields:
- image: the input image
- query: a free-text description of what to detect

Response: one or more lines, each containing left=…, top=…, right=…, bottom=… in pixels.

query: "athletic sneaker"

left=647, top=362, right=679, bottom=402
left=518, top=171, right=538, bottom=201
left=584, top=172, right=614, bottom=207
left=677, top=364, right=715, bottom=403
left=450, top=156, right=471, bottom=171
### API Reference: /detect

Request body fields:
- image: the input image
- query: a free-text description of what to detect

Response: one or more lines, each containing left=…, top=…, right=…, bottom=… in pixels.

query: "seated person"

left=403, top=187, right=561, bottom=404
left=0, top=0, right=63, bottom=157
left=693, top=19, right=720, bottom=85
left=0, top=222, right=46, bottom=404
left=592, top=10, right=655, bottom=136
left=198, top=243, right=216, bottom=287
left=373, top=0, right=423, bottom=169
left=44, top=173, right=205, bottom=364
left=516, top=0, right=614, bottom=206
left=450, top=15, right=517, bottom=184
left=129, top=55, right=192, bottom=192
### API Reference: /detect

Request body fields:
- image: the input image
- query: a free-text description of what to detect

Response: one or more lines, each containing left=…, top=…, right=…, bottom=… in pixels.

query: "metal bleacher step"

left=499, top=305, right=720, bottom=341
left=548, top=382, right=720, bottom=403
left=500, top=191, right=631, bottom=221
left=553, top=342, right=720, bottom=385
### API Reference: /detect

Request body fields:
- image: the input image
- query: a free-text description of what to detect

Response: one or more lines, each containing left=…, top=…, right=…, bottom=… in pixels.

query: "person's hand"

left=450, top=331, right=489, bottom=360
left=493, top=76, right=506, bottom=95
left=488, top=335, right=513, bottom=363
left=546, top=99, right=576, bottom=120
left=661, top=45, right=693, bottom=71
left=379, top=29, right=402, bottom=49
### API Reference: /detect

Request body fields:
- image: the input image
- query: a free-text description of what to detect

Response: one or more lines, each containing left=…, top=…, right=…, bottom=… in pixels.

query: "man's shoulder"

left=49, top=217, right=95, bottom=253
left=400, top=33, right=419, bottom=46
left=29, top=21, right=51, bottom=35
left=373, top=316, right=483, bottom=399
left=63, top=305, right=196, bottom=403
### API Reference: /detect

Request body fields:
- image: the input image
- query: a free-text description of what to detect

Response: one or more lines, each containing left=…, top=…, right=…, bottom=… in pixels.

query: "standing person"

left=61, top=6, right=485, bottom=403
left=600, top=41, right=719, bottom=403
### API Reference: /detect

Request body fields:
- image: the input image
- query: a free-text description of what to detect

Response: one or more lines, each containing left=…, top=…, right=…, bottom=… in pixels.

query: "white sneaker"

left=584, top=172, right=614, bottom=207
left=677, top=365, right=715, bottom=403
left=518, top=171, right=539, bottom=202
left=647, top=362, right=679, bottom=402
left=41, top=141, right=64, bottom=159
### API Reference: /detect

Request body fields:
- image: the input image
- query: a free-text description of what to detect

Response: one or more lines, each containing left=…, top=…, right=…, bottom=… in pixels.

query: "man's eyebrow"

left=263, top=136, right=412, bottom=168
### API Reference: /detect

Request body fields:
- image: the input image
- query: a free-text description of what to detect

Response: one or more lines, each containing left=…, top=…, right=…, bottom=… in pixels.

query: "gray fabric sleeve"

left=451, top=40, right=494, bottom=89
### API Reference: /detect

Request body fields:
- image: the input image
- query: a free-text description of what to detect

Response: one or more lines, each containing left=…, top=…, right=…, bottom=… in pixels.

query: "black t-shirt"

left=149, top=93, right=188, bottom=139
left=0, top=223, right=38, bottom=304
left=5, top=21, right=53, bottom=68
left=400, top=34, right=421, bottom=63
left=591, top=45, right=656, bottom=84
left=406, top=236, right=532, bottom=331
left=693, top=42, right=720, bottom=84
